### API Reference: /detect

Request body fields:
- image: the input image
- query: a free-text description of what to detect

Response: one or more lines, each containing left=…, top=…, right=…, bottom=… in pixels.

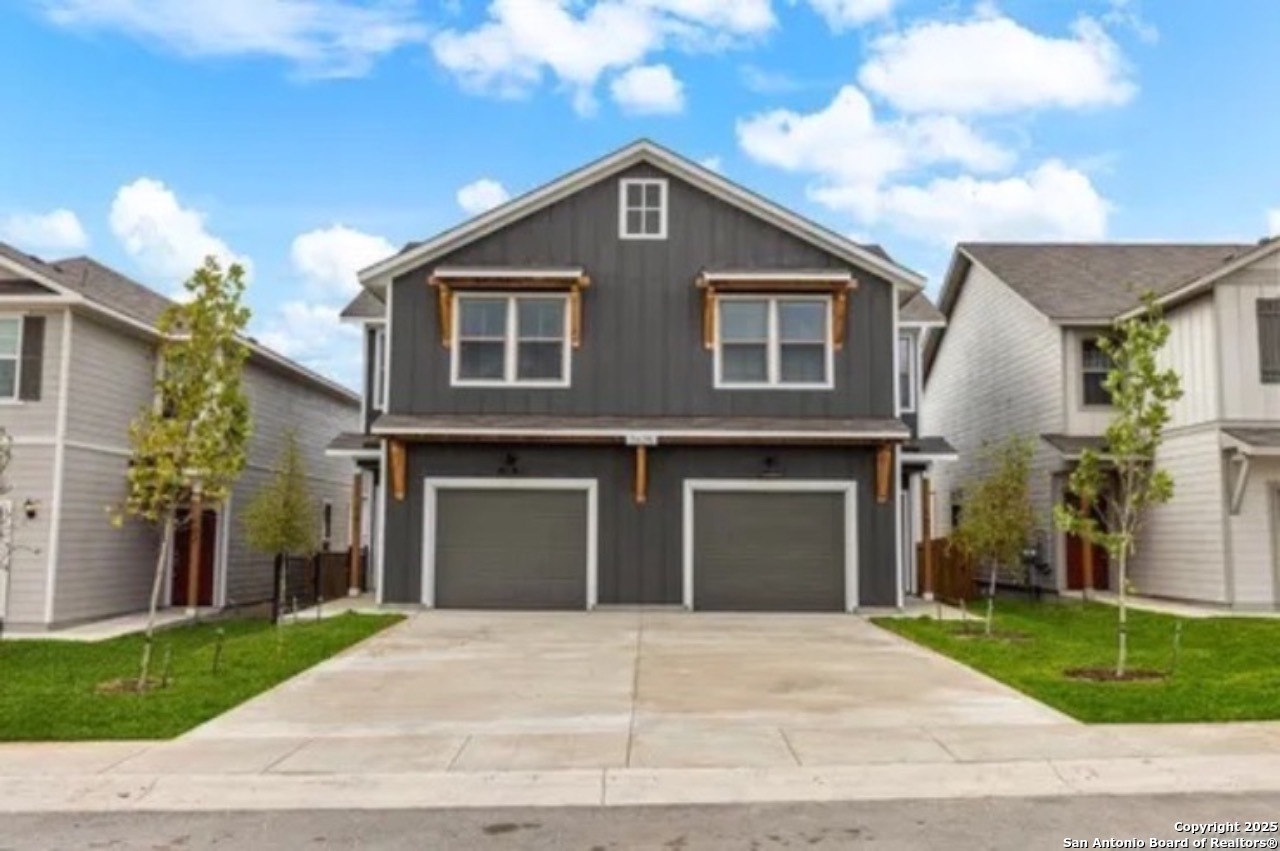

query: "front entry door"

left=1064, top=495, right=1109, bottom=591
left=172, top=508, right=218, bottom=607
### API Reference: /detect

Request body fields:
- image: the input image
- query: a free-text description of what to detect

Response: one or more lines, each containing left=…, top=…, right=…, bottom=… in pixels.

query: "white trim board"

left=681, top=479, right=860, bottom=613
left=372, top=425, right=908, bottom=442
left=359, top=140, right=924, bottom=291
left=420, top=477, right=599, bottom=610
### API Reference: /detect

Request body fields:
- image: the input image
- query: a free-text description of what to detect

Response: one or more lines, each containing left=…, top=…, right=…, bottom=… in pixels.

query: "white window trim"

left=618, top=178, right=669, bottom=240
left=421, top=477, right=599, bottom=609
left=450, top=293, right=572, bottom=389
left=0, top=314, right=24, bottom=404
left=681, top=479, right=859, bottom=612
left=1080, top=336, right=1113, bottom=408
left=898, top=332, right=917, bottom=414
left=713, top=294, right=834, bottom=391
left=372, top=325, right=388, bottom=411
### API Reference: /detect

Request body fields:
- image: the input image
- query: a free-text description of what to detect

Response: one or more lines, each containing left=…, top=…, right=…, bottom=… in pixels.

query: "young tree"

left=242, top=430, right=319, bottom=624
left=952, top=436, right=1036, bottom=636
left=1055, top=292, right=1182, bottom=678
left=0, top=428, right=12, bottom=633
left=118, top=257, right=251, bottom=690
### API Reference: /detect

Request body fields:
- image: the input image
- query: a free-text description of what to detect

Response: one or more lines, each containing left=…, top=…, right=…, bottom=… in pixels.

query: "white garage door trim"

left=421, top=477, right=599, bottom=609
left=682, top=479, right=860, bottom=612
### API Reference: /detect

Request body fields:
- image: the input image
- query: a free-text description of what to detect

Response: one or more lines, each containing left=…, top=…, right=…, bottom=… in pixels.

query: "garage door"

left=431, top=484, right=592, bottom=610
left=690, top=487, right=852, bottom=612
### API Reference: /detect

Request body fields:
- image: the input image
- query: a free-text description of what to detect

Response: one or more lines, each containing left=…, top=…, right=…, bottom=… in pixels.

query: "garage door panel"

left=694, top=491, right=846, bottom=612
left=435, top=488, right=588, bottom=610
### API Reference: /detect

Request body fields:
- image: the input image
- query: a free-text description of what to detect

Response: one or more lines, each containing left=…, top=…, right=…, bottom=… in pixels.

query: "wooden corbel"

left=702, top=287, right=717, bottom=351
left=389, top=439, right=407, bottom=502
left=633, top=445, right=649, bottom=505
left=833, top=288, right=849, bottom=350
left=430, top=277, right=453, bottom=349
left=875, top=443, right=893, bottom=504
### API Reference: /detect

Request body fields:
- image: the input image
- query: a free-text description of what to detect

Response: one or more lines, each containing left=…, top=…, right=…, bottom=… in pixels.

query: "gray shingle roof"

left=1223, top=427, right=1280, bottom=449
left=340, top=289, right=386, bottom=320
left=959, top=242, right=1255, bottom=321
left=900, top=291, right=943, bottom=323
left=1041, top=434, right=1107, bottom=457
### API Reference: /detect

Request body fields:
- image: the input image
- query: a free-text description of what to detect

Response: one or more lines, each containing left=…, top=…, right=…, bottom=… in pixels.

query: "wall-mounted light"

left=760, top=456, right=783, bottom=479
left=498, top=452, right=521, bottom=476
left=23, top=499, right=39, bottom=520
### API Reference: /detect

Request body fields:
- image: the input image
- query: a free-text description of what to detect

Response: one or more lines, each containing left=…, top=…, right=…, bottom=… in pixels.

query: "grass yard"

left=0, top=613, right=403, bottom=741
left=876, top=600, right=1280, bottom=723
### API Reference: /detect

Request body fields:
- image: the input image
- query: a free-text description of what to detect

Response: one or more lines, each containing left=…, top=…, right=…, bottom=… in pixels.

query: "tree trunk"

left=985, top=557, right=998, bottom=637
left=138, top=510, right=175, bottom=691
left=1116, top=549, right=1129, bottom=678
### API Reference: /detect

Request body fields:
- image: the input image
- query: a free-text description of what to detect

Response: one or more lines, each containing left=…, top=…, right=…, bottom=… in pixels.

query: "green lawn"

left=0, top=613, right=403, bottom=741
left=875, top=600, right=1280, bottom=723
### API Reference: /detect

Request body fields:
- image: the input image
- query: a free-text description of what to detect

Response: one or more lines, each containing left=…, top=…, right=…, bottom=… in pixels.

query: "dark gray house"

left=332, top=140, right=951, bottom=612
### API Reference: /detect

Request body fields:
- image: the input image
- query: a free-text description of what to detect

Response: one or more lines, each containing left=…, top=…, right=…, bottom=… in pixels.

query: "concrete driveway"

left=178, top=611, right=1068, bottom=772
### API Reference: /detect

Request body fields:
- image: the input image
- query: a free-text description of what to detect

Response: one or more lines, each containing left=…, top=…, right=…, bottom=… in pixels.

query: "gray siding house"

left=334, top=140, right=950, bottom=612
left=0, top=244, right=360, bottom=631
left=923, top=239, right=1280, bottom=609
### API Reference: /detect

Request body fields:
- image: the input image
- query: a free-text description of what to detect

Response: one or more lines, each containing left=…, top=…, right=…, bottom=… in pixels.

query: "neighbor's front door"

left=171, top=508, right=218, bottom=607
left=1064, top=494, right=1110, bottom=591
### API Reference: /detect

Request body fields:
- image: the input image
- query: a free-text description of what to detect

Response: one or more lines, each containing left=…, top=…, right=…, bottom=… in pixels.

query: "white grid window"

left=715, top=296, right=832, bottom=389
left=619, top=179, right=668, bottom=240
left=453, top=294, right=570, bottom=387
left=372, top=326, right=388, bottom=411
left=898, top=333, right=916, bottom=413
left=0, top=317, right=20, bottom=401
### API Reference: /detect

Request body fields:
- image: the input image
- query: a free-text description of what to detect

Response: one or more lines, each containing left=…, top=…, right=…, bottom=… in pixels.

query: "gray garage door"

left=435, top=488, right=588, bottom=610
left=693, top=491, right=847, bottom=612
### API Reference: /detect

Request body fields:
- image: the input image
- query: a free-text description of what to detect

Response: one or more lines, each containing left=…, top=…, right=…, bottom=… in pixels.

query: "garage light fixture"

left=760, top=456, right=783, bottom=478
left=497, top=453, right=521, bottom=476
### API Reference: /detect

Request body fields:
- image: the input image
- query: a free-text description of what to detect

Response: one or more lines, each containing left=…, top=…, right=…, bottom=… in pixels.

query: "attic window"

left=619, top=178, right=667, bottom=240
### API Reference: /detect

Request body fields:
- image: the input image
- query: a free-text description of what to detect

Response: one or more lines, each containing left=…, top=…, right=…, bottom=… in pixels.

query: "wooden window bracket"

left=390, top=440, right=407, bottom=502
left=875, top=443, right=893, bottom=504
left=633, top=444, right=649, bottom=505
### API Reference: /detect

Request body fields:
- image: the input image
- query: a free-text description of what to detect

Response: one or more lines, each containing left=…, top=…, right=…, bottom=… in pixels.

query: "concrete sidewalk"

left=2, top=722, right=1279, bottom=811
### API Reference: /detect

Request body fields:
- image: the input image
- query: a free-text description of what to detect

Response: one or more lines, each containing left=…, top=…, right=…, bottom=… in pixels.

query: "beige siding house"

left=0, top=243, right=360, bottom=631
left=922, top=239, right=1280, bottom=609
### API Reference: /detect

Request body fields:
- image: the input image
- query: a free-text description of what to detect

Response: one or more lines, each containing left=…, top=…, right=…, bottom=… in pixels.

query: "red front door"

left=172, top=508, right=218, bottom=606
left=1064, top=495, right=1110, bottom=591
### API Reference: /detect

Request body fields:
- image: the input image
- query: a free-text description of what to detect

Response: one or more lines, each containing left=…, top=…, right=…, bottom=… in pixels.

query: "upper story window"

left=453, top=294, right=570, bottom=387
left=1081, top=337, right=1114, bottom=406
left=371, top=325, right=388, bottom=411
left=0, top=316, right=21, bottom=401
left=619, top=178, right=668, bottom=240
left=715, top=296, right=832, bottom=389
left=1257, top=298, right=1280, bottom=383
left=898, top=332, right=916, bottom=413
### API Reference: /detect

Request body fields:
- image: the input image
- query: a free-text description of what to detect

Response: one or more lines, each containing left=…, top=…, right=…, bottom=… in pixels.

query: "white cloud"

left=109, top=178, right=251, bottom=284
left=1268, top=209, right=1280, bottom=238
left=291, top=225, right=395, bottom=299
left=737, top=85, right=1013, bottom=216
left=431, top=0, right=773, bottom=112
left=611, top=63, right=685, bottom=114
left=847, top=161, right=1110, bottom=246
left=456, top=178, right=512, bottom=216
left=39, top=0, right=428, bottom=78
left=0, top=208, right=89, bottom=254
left=256, top=300, right=361, bottom=387
left=858, top=7, right=1136, bottom=115
left=804, top=0, right=897, bottom=31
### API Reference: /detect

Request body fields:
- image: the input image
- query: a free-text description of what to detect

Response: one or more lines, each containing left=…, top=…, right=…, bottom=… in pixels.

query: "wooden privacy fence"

left=272, top=547, right=368, bottom=621
left=916, top=537, right=977, bottom=604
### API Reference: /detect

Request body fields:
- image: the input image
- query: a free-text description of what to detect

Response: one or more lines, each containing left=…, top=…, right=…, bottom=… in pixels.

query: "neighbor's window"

left=1081, top=337, right=1114, bottom=406
left=717, top=296, right=831, bottom=388
left=1257, top=298, right=1280, bottom=383
left=898, top=332, right=916, bottom=412
left=454, top=295, right=569, bottom=386
left=371, top=325, right=388, bottom=410
left=619, top=178, right=667, bottom=240
left=0, top=317, right=21, bottom=401
left=321, top=501, right=333, bottom=551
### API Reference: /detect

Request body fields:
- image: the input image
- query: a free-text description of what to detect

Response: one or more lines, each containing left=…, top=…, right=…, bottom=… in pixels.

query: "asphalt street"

left=5, top=793, right=1280, bottom=850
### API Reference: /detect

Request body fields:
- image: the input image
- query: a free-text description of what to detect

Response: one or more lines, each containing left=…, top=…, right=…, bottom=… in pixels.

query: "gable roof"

left=900, top=291, right=944, bottom=324
left=951, top=242, right=1254, bottom=322
left=340, top=288, right=386, bottom=321
left=0, top=243, right=358, bottom=405
left=359, top=139, right=924, bottom=292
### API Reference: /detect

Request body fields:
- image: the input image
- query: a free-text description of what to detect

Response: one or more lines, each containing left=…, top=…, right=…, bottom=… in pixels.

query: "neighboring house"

left=923, top=240, right=1280, bottom=609
left=332, top=139, right=951, bottom=612
left=0, top=243, right=361, bottom=631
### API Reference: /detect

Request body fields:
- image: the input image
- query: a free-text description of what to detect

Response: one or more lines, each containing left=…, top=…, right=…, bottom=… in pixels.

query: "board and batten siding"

left=1225, top=456, right=1280, bottom=608
left=1062, top=326, right=1117, bottom=436
left=1159, top=294, right=1219, bottom=429
left=1216, top=252, right=1280, bottom=420
left=0, top=309, right=65, bottom=438
left=224, top=360, right=358, bottom=606
left=1132, top=427, right=1229, bottom=604
left=387, top=162, right=897, bottom=420
left=920, top=261, right=1065, bottom=569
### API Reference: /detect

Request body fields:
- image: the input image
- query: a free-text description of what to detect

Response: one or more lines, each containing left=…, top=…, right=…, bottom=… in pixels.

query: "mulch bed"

left=1064, top=667, right=1167, bottom=683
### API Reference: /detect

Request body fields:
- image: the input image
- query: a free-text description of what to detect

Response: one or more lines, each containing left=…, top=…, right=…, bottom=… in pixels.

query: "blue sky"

left=2, top=0, right=1278, bottom=387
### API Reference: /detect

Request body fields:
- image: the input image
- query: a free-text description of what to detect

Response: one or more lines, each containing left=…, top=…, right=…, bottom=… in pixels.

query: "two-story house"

left=0, top=242, right=361, bottom=632
left=923, top=239, right=1280, bottom=609
left=331, top=140, right=951, bottom=612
